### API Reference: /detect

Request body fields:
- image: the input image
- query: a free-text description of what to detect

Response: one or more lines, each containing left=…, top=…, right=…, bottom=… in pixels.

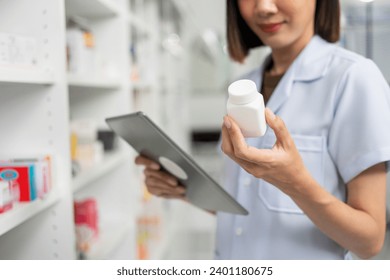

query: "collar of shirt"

left=246, top=35, right=336, bottom=114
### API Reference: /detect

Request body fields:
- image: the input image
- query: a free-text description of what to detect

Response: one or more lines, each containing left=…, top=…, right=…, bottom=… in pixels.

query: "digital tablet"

left=106, top=111, right=248, bottom=215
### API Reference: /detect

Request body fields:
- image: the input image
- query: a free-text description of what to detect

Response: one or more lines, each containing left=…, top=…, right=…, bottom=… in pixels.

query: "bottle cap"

left=228, top=79, right=258, bottom=105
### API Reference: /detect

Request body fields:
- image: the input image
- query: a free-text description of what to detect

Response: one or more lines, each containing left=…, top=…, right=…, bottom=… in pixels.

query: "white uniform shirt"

left=215, top=35, right=390, bottom=259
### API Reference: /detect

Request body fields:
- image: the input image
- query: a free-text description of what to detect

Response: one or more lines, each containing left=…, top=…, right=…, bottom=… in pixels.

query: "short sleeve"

left=328, top=58, right=390, bottom=183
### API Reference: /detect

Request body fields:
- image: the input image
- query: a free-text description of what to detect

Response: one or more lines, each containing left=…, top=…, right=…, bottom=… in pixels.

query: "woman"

left=136, top=0, right=390, bottom=259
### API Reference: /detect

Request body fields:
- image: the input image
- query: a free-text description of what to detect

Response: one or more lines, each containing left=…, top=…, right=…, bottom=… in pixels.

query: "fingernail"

left=150, top=163, right=160, bottom=170
left=169, top=179, right=178, bottom=186
left=266, top=108, right=276, bottom=120
left=224, top=116, right=231, bottom=129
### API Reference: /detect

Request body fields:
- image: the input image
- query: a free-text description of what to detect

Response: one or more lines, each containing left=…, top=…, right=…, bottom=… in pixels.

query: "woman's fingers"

left=135, top=155, right=160, bottom=170
left=143, top=167, right=186, bottom=197
left=223, top=115, right=273, bottom=164
left=136, top=156, right=186, bottom=199
left=221, top=124, right=248, bottom=164
left=221, top=124, right=234, bottom=155
left=264, top=108, right=293, bottom=149
left=145, top=176, right=186, bottom=196
left=144, top=168, right=178, bottom=187
left=223, top=116, right=247, bottom=157
left=221, top=124, right=262, bottom=174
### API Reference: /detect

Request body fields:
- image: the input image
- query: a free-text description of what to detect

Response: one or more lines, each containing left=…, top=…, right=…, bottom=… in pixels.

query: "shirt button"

left=235, top=227, right=243, bottom=236
left=243, top=177, right=251, bottom=187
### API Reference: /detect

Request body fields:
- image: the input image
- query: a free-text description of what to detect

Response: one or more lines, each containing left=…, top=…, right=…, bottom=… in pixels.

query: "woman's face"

left=238, top=0, right=316, bottom=51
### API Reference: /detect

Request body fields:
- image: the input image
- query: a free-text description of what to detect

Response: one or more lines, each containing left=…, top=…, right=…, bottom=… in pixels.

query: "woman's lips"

left=259, top=23, right=283, bottom=33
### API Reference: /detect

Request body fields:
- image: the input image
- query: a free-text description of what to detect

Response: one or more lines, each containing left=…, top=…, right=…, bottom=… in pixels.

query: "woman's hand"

left=135, top=155, right=187, bottom=200
left=221, top=108, right=310, bottom=194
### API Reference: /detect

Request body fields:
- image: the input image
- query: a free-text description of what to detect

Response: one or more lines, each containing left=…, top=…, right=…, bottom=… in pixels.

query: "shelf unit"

left=65, top=0, right=120, bottom=19
left=0, top=0, right=76, bottom=259
left=0, top=0, right=136, bottom=260
left=127, top=0, right=195, bottom=260
left=67, top=73, right=121, bottom=89
left=128, top=12, right=153, bottom=36
left=84, top=220, right=134, bottom=259
left=128, top=0, right=165, bottom=260
left=129, top=0, right=161, bottom=124
left=0, top=0, right=192, bottom=260
left=65, top=0, right=136, bottom=260
left=72, top=151, right=128, bottom=193
left=148, top=212, right=175, bottom=260
left=0, top=191, right=60, bottom=237
left=0, top=69, right=54, bottom=85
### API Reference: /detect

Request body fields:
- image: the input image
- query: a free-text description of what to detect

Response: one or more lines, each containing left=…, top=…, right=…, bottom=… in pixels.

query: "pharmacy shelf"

left=68, top=73, right=121, bottom=89
left=0, top=190, right=60, bottom=236
left=85, top=221, right=134, bottom=259
left=0, top=68, right=54, bottom=85
left=65, top=0, right=120, bottom=19
left=128, top=12, right=152, bottom=36
left=72, top=151, right=128, bottom=193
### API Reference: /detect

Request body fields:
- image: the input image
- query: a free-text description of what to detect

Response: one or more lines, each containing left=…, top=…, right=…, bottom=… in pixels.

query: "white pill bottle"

left=227, top=79, right=267, bottom=137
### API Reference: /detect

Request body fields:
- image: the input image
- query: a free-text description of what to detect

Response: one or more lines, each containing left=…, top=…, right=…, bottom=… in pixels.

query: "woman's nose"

left=254, top=0, right=278, bottom=17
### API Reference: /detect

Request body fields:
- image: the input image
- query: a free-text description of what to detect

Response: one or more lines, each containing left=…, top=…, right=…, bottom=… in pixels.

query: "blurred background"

left=0, top=0, right=389, bottom=260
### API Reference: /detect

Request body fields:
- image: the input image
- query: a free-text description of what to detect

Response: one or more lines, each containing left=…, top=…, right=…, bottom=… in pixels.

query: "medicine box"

left=0, top=165, right=36, bottom=202
left=0, top=181, right=13, bottom=214
left=0, top=156, right=52, bottom=203
left=74, top=199, right=99, bottom=238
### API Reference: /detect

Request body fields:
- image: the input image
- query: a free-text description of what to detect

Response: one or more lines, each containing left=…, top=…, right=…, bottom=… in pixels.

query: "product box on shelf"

left=136, top=186, right=163, bottom=259
left=66, top=23, right=95, bottom=75
left=0, top=32, right=39, bottom=70
left=0, top=156, right=52, bottom=204
left=66, top=18, right=119, bottom=80
left=33, top=156, right=52, bottom=198
left=0, top=180, right=13, bottom=214
left=0, top=165, right=36, bottom=202
left=74, top=198, right=99, bottom=253
left=97, top=130, right=118, bottom=151
left=71, top=120, right=104, bottom=171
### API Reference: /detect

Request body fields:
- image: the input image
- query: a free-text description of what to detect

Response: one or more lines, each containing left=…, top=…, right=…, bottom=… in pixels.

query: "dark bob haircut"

left=227, top=0, right=340, bottom=62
